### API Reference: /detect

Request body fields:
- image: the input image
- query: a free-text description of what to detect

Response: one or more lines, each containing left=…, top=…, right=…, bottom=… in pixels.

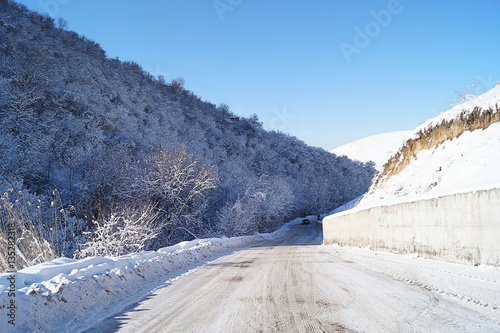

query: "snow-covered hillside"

left=331, top=130, right=411, bottom=171
left=357, top=85, right=500, bottom=210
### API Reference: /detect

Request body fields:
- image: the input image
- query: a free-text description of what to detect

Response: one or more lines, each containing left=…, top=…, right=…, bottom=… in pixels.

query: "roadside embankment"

left=323, top=188, right=500, bottom=266
left=0, top=219, right=299, bottom=332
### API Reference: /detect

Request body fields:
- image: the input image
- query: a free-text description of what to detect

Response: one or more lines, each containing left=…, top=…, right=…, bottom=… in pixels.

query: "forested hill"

left=0, top=0, right=375, bottom=256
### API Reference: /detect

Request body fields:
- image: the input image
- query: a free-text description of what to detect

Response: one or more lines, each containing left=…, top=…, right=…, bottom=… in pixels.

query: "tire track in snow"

left=87, top=225, right=500, bottom=332
left=328, top=246, right=500, bottom=313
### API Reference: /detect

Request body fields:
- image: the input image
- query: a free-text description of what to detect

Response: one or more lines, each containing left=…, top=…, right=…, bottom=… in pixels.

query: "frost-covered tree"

left=218, top=197, right=254, bottom=237
left=218, top=175, right=294, bottom=236
left=0, top=60, right=44, bottom=135
left=130, top=146, right=218, bottom=246
left=75, top=203, right=159, bottom=258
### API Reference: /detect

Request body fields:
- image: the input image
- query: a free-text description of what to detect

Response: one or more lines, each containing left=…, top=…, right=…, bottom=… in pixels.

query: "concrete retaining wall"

left=323, top=188, right=500, bottom=266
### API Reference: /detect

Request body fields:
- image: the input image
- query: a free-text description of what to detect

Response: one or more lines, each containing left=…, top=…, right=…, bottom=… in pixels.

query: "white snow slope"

left=331, top=130, right=412, bottom=171
left=351, top=85, right=500, bottom=212
left=0, top=218, right=303, bottom=332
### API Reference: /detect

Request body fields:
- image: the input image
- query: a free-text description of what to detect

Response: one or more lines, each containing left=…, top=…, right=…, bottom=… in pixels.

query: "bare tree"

left=218, top=175, right=294, bottom=236
left=57, top=17, right=68, bottom=30
left=0, top=59, right=46, bottom=135
left=134, top=146, right=218, bottom=246
left=171, top=77, right=185, bottom=89
left=218, top=196, right=255, bottom=237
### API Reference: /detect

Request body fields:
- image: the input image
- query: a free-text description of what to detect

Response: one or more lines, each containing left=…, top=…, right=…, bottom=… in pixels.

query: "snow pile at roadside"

left=0, top=219, right=299, bottom=332
left=352, top=86, right=500, bottom=211
left=331, top=130, right=411, bottom=171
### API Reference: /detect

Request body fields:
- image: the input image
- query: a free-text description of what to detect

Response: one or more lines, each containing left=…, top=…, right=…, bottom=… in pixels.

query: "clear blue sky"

left=16, top=0, right=500, bottom=150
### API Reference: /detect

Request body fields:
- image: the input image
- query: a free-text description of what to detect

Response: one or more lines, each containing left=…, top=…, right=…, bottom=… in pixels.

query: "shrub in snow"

left=75, top=203, right=159, bottom=258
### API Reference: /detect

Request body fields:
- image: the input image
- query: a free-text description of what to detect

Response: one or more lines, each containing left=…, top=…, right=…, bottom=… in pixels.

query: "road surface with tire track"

left=87, top=223, right=500, bottom=332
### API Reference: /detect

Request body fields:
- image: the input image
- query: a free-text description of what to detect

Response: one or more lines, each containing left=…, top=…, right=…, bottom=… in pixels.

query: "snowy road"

left=87, top=223, right=500, bottom=332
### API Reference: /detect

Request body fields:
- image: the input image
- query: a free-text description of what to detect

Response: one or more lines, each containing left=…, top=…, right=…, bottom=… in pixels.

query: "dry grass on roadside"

left=0, top=189, right=70, bottom=272
left=375, top=104, right=500, bottom=187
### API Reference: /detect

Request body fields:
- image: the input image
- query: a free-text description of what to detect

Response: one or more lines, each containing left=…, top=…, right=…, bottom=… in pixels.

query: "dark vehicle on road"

left=301, top=219, right=310, bottom=225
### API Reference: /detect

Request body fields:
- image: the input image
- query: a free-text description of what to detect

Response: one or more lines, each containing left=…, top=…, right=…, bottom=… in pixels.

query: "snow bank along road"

left=86, top=223, right=500, bottom=332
